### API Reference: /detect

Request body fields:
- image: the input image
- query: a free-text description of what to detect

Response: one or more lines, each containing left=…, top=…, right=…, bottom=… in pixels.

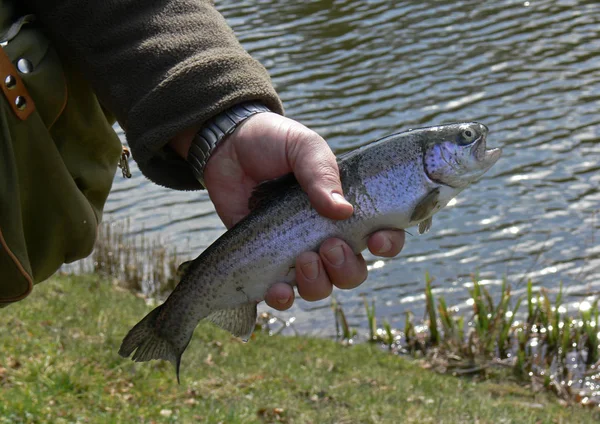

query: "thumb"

left=285, top=125, right=354, bottom=220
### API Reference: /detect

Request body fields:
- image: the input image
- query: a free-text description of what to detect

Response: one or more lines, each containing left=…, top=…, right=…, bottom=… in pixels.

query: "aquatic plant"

left=346, top=275, right=600, bottom=407
left=331, top=297, right=356, bottom=343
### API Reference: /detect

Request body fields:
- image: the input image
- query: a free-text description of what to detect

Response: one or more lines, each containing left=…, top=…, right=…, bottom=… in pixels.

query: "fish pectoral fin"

left=418, top=217, right=433, bottom=234
left=410, top=188, right=440, bottom=223
left=207, top=304, right=258, bottom=342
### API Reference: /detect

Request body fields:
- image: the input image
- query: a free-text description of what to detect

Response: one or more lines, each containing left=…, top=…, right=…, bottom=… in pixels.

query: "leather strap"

left=0, top=226, right=33, bottom=304
left=0, top=46, right=35, bottom=120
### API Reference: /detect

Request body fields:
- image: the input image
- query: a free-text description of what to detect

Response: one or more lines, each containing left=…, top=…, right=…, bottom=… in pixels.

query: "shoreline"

left=1, top=275, right=598, bottom=423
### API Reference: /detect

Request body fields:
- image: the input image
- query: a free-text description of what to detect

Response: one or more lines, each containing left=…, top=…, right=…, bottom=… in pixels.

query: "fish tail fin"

left=118, top=305, right=185, bottom=384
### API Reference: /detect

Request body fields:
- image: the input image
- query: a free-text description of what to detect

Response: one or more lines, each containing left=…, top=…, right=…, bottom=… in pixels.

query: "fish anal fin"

left=248, top=173, right=299, bottom=210
left=411, top=188, right=440, bottom=223
left=207, top=304, right=258, bottom=341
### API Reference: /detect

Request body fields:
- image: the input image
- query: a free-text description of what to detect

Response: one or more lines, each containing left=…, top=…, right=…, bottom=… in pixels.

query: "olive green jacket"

left=22, top=0, right=285, bottom=190
left=0, top=1, right=284, bottom=304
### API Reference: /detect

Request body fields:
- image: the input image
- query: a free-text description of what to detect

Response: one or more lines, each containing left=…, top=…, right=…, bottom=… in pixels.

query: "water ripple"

left=97, top=0, right=600, bottom=335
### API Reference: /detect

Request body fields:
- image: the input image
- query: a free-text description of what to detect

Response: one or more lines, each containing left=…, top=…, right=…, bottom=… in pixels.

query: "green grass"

left=1, top=276, right=598, bottom=423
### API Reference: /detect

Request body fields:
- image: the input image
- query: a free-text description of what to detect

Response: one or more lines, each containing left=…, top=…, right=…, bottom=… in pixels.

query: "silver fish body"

left=119, top=122, right=501, bottom=380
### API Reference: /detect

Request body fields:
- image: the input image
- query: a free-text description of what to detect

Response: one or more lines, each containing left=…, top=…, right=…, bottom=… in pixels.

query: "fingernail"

left=324, top=245, right=345, bottom=266
left=331, top=192, right=351, bottom=207
left=277, top=296, right=290, bottom=305
left=301, top=261, right=320, bottom=280
left=378, top=237, right=392, bottom=254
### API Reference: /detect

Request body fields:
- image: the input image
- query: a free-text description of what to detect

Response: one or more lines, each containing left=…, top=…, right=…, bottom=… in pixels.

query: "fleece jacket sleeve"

left=22, top=0, right=284, bottom=190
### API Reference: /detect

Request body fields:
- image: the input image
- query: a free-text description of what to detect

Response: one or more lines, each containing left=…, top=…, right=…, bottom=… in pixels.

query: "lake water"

left=103, top=0, right=600, bottom=336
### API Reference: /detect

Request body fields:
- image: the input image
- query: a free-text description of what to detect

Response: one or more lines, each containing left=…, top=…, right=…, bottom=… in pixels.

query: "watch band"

left=188, top=102, right=271, bottom=187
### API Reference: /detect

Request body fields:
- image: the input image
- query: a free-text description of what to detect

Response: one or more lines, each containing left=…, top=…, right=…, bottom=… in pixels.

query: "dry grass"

left=90, top=220, right=182, bottom=296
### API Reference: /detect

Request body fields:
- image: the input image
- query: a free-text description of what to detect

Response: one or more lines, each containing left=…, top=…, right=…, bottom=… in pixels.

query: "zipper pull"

left=118, top=146, right=132, bottom=178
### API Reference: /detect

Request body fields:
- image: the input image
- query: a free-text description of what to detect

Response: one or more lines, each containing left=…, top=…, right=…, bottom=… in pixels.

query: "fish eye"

left=460, top=128, right=478, bottom=144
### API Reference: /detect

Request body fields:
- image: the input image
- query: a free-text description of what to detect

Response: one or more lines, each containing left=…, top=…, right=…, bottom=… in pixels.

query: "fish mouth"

left=471, top=132, right=502, bottom=167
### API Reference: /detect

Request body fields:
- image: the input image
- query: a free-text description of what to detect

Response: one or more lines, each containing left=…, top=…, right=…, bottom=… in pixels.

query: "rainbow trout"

left=119, top=122, right=502, bottom=381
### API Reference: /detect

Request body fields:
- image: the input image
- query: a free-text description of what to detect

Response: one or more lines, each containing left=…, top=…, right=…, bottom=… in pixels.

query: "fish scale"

left=119, top=122, right=502, bottom=381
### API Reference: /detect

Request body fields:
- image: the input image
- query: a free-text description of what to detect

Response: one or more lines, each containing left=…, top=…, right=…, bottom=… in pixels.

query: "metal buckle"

left=118, top=146, right=132, bottom=178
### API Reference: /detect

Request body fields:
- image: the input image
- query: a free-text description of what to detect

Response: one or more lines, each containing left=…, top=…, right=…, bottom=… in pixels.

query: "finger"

left=319, top=238, right=368, bottom=290
left=285, top=126, right=354, bottom=220
left=295, top=251, right=333, bottom=301
left=367, top=230, right=406, bottom=257
left=264, top=282, right=295, bottom=311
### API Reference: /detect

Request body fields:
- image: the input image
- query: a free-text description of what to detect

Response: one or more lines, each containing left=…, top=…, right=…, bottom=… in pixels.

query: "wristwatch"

left=187, top=102, right=271, bottom=187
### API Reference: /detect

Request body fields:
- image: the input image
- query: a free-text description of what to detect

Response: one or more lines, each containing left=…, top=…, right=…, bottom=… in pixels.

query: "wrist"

left=187, top=102, right=271, bottom=187
left=169, top=127, right=196, bottom=160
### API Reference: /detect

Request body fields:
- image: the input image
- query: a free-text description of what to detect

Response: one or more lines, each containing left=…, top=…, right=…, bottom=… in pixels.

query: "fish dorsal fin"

left=248, top=149, right=360, bottom=211
left=411, top=188, right=440, bottom=225
left=176, top=260, right=193, bottom=277
left=206, top=304, right=258, bottom=342
left=248, top=173, right=299, bottom=211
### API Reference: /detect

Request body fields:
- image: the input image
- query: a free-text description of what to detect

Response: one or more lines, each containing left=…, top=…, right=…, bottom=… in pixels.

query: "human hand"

left=174, top=112, right=405, bottom=310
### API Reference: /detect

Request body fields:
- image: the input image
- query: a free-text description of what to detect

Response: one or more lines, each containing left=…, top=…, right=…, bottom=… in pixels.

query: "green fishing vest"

left=0, top=3, right=122, bottom=305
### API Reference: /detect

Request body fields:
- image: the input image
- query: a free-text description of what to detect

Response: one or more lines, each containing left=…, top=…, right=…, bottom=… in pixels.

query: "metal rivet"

left=15, top=96, right=27, bottom=110
left=4, top=75, right=16, bottom=89
left=16, top=58, right=33, bottom=74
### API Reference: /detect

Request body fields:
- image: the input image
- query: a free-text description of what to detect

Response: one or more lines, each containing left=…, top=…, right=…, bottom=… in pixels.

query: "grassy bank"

left=1, top=276, right=598, bottom=423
